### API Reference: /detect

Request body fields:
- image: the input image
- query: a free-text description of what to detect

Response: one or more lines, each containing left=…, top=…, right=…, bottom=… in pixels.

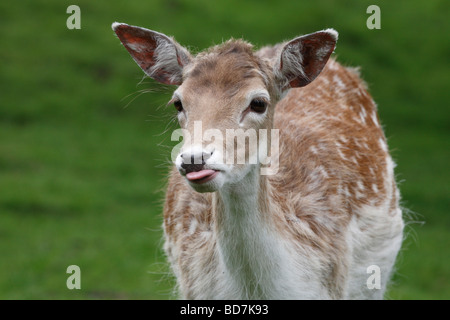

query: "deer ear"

left=275, top=29, right=338, bottom=90
left=112, top=22, right=192, bottom=85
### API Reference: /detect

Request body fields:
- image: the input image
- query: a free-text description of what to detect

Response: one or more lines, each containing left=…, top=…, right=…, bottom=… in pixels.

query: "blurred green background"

left=0, top=0, right=448, bottom=299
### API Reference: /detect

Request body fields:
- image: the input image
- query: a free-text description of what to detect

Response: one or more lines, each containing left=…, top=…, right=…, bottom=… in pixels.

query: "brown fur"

left=112, top=23, right=403, bottom=299
left=163, top=41, right=396, bottom=298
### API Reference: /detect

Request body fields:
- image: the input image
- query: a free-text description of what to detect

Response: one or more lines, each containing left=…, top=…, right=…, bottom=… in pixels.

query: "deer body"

left=113, top=23, right=404, bottom=299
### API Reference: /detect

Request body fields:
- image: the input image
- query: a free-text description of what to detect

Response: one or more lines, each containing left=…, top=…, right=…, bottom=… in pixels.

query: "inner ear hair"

left=112, top=23, right=192, bottom=85
left=277, top=29, right=338, bottom=89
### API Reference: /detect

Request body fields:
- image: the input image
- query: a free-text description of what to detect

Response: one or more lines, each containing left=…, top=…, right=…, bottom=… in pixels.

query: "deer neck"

left=214, top=165, right=268, bottom=225
left=213, top=165, right=282, bottom=298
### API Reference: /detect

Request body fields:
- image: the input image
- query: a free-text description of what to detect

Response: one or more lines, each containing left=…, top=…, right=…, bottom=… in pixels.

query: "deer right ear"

left=275, top=29, right=338, bottom=91
left=112, top=23, right=192, bottom=85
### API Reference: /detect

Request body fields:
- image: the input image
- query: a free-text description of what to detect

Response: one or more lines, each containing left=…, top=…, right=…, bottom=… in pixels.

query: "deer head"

left=112, top=23, right=337, bottom=193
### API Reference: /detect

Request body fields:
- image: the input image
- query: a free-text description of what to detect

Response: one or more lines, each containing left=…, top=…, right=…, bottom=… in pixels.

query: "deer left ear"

left=112, top=22, right=192, bottom=85
left=275, top=29, right=338, bottom=90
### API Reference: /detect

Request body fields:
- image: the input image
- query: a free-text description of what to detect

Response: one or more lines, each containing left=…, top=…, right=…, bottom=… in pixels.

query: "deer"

left=112, top=22, right=404, bottom=299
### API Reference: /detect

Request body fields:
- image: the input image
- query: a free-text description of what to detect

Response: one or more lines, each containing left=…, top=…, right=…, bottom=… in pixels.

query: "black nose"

left=180, top=151, right=212, bottom=173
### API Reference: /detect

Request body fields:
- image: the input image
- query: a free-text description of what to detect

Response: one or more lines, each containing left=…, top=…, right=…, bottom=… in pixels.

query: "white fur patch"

left=214, top=168, right=331, bottom=299
left=346, top=203, right=404, bottom=299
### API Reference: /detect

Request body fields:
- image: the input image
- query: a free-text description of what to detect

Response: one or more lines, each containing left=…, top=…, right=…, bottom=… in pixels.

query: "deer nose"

left=180, top=150, right=213, bottom=173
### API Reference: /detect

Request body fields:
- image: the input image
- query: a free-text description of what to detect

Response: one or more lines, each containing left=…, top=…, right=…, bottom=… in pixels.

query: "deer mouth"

left=186, top=170, right=219, bottom=184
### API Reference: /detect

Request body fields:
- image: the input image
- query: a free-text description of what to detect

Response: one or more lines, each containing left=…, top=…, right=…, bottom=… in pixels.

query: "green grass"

left=0, top=0, right=449, bottom=299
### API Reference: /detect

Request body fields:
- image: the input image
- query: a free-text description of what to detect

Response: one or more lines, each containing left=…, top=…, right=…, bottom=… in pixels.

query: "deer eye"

left=174, top=100, right=183, bottom=112
left=249, top=99, right=267, bottom=114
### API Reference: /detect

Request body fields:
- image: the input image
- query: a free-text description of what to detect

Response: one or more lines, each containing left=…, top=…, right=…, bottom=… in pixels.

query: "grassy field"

left=0, top=0, right=448, bottom=299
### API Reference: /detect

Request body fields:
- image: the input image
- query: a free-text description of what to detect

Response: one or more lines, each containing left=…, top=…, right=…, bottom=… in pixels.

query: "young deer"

left=112, top=23, right=404, bottom=299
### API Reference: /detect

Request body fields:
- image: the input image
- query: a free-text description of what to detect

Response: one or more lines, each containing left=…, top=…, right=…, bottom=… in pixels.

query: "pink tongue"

left=186, top=170, right=216, bottom=181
